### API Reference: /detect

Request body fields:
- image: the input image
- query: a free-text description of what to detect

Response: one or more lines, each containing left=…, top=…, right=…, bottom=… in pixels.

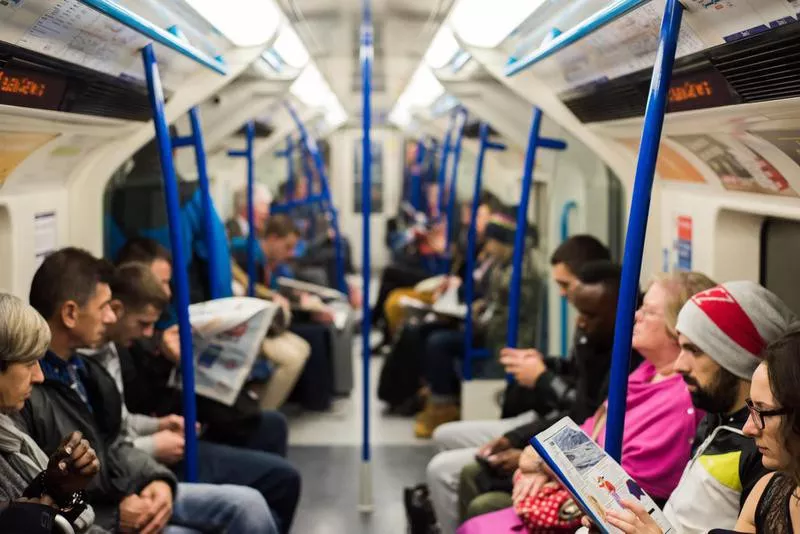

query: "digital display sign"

left=0, top=67, right=66, bottom=111
left=667, top=68, right=739, bottom=113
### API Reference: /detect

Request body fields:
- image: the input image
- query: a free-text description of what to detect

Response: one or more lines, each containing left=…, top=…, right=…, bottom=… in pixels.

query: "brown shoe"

left=414, top=401, right=460, bottom=439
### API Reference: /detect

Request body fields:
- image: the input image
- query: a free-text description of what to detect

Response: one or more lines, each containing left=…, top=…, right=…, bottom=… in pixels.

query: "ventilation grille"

left=66, top=79, right=150, bottom=122
left=711, top=29, right=800, bottom=104
left=564, top=83, right=647, bottom=123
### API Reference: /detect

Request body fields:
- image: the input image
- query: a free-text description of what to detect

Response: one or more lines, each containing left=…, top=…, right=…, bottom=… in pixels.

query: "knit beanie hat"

left=676, top=281, right=797, bottom=379
left=484, top=213, right=517, bottom=245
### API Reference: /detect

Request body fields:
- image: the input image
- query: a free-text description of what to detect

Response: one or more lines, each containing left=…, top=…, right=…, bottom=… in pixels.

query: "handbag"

left=514, top=407, right=608, bottom=532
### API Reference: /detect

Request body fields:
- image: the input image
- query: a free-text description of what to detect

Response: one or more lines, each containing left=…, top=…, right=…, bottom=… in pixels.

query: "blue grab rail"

left=410, top=140, right=426, bottom=212
left=77, top=0, right=227, bottom=75
left=436, top=114, right=456, bottom=219
left=559, top=201, right=577, bottom=358
left=444, top=108, right=468, bottom=274
left=605, top=0, right=683, bottom=463
left=463, top=123, right=505, bottom=381
left=275, top=136, right=296, bottom=204
left=505, top=0, right=651, bottom=77
left=171, top=107, right=221, bottom=299
left=142, top=44, right=199, bottom=481
left=359, top=0, right=374, bottom=512
left=506, top=109, right=567, bottom=350
left=228, top=122, right=257, bottom=297
left=283, top=103, right=348, bottom=295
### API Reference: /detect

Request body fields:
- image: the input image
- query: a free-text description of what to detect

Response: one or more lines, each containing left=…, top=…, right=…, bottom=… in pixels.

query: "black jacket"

left=15, top=355, right=177, bottom=530
left=503, top=331, right=639, bottom=449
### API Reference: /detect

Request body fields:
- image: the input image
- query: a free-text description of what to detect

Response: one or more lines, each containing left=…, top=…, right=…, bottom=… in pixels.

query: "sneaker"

left=414, top=401, right=460, bottom=439
left=404, top=484, right=440, bottom=534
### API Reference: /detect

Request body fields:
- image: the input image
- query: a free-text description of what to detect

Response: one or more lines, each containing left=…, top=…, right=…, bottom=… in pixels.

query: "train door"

left=761, top=217, right=800, bottom=315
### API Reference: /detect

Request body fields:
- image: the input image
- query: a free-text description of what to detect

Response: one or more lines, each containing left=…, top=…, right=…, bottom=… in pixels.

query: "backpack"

left=377, top=324, right=424, bottom=411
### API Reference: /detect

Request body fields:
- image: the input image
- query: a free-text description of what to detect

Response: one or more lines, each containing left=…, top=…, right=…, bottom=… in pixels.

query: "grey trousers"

left=425, top=411, right=536, bottom=534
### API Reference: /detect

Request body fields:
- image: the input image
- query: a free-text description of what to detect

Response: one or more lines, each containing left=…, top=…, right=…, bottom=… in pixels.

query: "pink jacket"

left=581, top=361, right=704, bottom=500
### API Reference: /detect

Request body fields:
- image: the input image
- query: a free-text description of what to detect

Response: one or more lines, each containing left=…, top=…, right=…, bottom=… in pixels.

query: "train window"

left=607, top=169, right=624, bottom=262
left=761, top=217, right=800, bottom=315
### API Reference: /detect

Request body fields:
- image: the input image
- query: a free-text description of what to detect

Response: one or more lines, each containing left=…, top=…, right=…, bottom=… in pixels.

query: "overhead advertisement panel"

left=525, top=0, right=799, bottom=94
left=0, top=0, right=215, bottom=89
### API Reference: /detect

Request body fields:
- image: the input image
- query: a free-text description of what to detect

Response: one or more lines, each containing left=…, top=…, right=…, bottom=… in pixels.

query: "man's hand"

left=499, top=348, right=547, bottom=387
left=45, top=431, right=100, bottom=494
left=139, top=481, right=173, bottom=534
left=477, top=436, right=512, bottom=458
left=119, top=494, right=154, bottom=533
left=272, top=294, right=292, bottom=317
left=160, top=325, right=180, bottom=364
left=152, top=431, right=185, bottom=465
left=487, top=449, right=523, bottom=475
left=157, top=415, right=184, bottom=434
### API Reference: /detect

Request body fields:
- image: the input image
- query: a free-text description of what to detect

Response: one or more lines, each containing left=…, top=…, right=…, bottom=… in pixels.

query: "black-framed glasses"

left=745, top=398, right=790, bottom=430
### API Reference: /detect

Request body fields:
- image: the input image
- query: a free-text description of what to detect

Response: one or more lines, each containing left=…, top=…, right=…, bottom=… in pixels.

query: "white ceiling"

left=276, top=0, right=454, bottom=118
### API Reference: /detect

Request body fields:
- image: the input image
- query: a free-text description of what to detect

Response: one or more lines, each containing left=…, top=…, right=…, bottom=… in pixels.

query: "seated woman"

left=0, top=294, right=103, bottom=534
left=415, top=211, right=544, bottom=438
left=599, top=329, right=800, bottom=534
left=458, top=272, right=713, bottom=532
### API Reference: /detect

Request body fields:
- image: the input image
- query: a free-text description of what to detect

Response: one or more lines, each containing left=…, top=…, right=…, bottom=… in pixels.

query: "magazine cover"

left=169, top=297, right=279, bottom=406
left=532, top=417, right=675, bottom=534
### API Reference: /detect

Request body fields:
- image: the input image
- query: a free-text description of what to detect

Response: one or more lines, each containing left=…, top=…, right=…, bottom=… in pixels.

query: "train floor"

left=286, top=333, right=433, bottom=533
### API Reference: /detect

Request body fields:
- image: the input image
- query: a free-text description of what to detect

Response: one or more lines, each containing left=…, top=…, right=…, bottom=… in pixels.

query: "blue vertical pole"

left=507, top=108, right=543, bottom=350
left=444, top=109, right=468, bottom=273
left=245, top=122, right=257, bottom=297
left=359, top=0, right=374, bottom=513
left=186, top=107, right=221, bottom=299
left=559, top=201, right=577, bottom=357
left=410, top=140, right=426, bottom=212
left=606, top=0, right=683, bottom=462
left=436, top=117, right=455, bottom=219
left=142, top=44, right=198, bottom=482
left=463, top=123, right=505, bottom=380
left=286, top=136, right=295, bottom=202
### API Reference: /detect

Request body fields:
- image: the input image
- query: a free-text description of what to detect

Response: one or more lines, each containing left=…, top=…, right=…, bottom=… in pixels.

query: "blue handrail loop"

left=444, top=108, right=468, bottom=274
left=228, top=122, right=257, bottom=297
left=463, top=123, right=505, bottom=381
left=605, top=0, right=684, bottom=463
left=505, top=0, right=651, bottom=76
left=142, top=44, right=199, bottom=481
left=77, top=0, right=227, bottom=75
left=559, top=201, right=578, bottom=358
left=506, top=108, right=567, bottom=352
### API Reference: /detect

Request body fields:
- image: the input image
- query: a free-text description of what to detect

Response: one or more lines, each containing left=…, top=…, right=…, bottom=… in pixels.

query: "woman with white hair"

left=0, top=294, right=104, bottom=534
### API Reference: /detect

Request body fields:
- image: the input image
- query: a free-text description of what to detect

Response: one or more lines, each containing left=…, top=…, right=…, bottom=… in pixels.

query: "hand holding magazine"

left=531, top=417, right=675, bottom=534
left=169, top=297, right=279, bottom=406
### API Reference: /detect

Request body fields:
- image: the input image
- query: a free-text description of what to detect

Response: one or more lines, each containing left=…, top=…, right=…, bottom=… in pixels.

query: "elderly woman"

left=457, top=272, right=715, bottom=533
left=0, top=294, right=103, bottom=534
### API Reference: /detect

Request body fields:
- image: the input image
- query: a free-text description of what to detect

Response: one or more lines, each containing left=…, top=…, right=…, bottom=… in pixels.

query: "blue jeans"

left=244, top=410, right=289, bottom=457
left=166, top=483, right=278, bottom=533
left=173, top=440, right=300, bottom=534
left=425, top=328, right=465, bottom=398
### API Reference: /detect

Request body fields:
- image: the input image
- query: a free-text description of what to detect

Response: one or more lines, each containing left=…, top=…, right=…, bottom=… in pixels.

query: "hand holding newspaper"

left=531, top=417, right=675, bottom=534
left=169, top=297, right=279, bottom=406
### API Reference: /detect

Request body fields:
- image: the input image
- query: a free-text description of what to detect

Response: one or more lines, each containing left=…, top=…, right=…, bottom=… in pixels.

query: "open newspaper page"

left=532, top=417, right=675, bottom=534
left=276, top=276, right=348, bottom=302
left=169, top=297, right=279, bottom=406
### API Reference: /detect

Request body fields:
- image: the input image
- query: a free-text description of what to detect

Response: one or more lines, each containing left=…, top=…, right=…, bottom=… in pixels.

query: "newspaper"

left=276, top=277, right=348, bottom=302
left=169, top=297, right=279, bottom=406
left=532, top=417, right=675, bottom=534
left=277, top=277, right=352, bottom=330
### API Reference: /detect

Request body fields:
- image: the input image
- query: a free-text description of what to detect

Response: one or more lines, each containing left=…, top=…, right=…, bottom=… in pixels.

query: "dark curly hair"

left=763, top=330, right=800, bottom=489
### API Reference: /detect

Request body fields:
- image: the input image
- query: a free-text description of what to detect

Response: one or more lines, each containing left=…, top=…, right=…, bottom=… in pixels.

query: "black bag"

left=378, top=324, right=424, bottom=410
left=404, top=484, right=440, bottom=534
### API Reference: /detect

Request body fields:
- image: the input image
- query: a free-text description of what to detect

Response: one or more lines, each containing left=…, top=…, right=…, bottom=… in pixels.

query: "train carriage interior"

left=1, top=0, right=800, bottom=533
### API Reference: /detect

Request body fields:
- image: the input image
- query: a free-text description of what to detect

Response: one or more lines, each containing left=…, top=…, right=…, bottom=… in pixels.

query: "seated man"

left=23, top=248, right=278, bottom=533
left=663, top=281, right=795, bottom=533
left=115, top=237, right=303, bottom=437
left=0, top=293, right=104, bottom=534
left=423, top=235, right=611, bottom=534
left=226, top=183, right=272, bottom=240
left=95, top=262, right=300, bottom=533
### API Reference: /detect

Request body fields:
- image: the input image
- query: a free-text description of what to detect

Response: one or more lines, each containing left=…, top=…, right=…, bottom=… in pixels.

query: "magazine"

left=531, top=417, right=675, bottom=534
left=169, top=297, right=279, bottom=406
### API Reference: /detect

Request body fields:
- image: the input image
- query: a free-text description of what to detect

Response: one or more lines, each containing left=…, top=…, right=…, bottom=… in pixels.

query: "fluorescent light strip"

left=450, top=0, right=547, bottom=48
left=184, top=0, right=281, bottom=47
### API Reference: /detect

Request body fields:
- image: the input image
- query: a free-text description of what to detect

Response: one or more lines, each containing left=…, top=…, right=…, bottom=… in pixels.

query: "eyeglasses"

left=745, top=398, right=790, bottom=430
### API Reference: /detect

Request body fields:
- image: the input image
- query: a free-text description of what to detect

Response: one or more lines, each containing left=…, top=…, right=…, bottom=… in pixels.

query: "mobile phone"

left=474, top=454, right=494, bottom=471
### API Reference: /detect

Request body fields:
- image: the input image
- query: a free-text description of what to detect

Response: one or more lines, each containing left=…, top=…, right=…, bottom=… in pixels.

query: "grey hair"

left=234, top=183, right=272, bottom=211
left=0, top=293, right=51, bottom=369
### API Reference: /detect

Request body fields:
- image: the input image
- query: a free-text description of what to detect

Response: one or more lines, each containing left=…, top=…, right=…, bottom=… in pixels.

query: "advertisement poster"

left=672, top=134, right=797, bottom=197
left=619, top=138, right=706, bottom=183
left=0, top=132, right=58, bottom=187
left=751, top=130, right=800, bottom=168
left=675, top=215, right=693, bottom=272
